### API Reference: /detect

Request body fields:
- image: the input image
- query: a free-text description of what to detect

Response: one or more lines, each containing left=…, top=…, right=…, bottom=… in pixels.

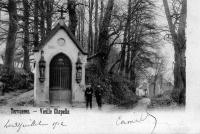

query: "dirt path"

left=0, top=90, right=33, bottom=107
left=0, top=90, right=151, bottom=113
left=134, top=97, right=151, bottom=110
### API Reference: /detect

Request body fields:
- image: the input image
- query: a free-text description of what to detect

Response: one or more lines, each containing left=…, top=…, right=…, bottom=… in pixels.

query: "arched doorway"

left=49, top=53, right=72, bottom=105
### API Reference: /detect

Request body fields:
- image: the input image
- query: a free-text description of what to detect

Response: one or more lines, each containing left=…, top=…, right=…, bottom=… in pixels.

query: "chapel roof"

left=38, top=20, right=87, bottom=55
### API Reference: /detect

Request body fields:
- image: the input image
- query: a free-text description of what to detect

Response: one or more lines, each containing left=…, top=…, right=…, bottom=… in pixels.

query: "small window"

left=57, top=38, right=65, bottom=46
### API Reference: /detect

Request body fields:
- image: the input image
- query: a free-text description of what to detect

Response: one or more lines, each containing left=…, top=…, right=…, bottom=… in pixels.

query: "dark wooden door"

left=49, top=53, right=72, bottom=105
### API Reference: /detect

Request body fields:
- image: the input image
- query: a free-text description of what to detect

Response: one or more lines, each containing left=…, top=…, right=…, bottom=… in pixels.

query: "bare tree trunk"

left=119, top=43, right=126, bottom=75
left=174, top=43, right=186, bottom=103
left=125, top=40, right=131, bottom=78
left=97, top=0, right=115, bottom=72
left=23, top=0, right=30, bottom=72
left=77, top=10, right=79, bottom=41
left=77, top=5, right=81, bottom=42
left=68, top=0, right=77, bottom=36
left=88, top=0, right=94, bottom=56
left=99, top=0, right=104, bottom=29
left=4, top=0, right=18, bottom=70
left=125, top=0, right=133, bottom=78
left=94, top=0, right=99, bottom=53
left=40, top=0, right=46, bottom=42
left=120, top=0, right=131, bottom=76
left=130, top=62, right=136, bottom=93
left=33, top=0, right=39, bottom=50
left=46, top=0, right=54, bottom=35
left=153, top=73, right=158, bottom=96
left=163, top=0, right=186, bottom=104
left=80, top=0, right=86, bottom=47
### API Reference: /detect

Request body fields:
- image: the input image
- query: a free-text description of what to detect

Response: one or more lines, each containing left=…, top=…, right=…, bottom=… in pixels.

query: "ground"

left=0, top=89, right=182, bottom=113
left=0, top=91, right=189, bottom=134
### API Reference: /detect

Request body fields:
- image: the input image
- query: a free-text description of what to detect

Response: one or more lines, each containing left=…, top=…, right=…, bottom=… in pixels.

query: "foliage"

left=148, top=90, right=177, bottom=108
left=171, top=88, right=185, bottom=105
left=148, top=86, right=185, bottom=108
left=0, top=66, right=33, bottom=93
left=15, top=99, right=34, bottom=106
left=86, top=64, right=138, bottom=107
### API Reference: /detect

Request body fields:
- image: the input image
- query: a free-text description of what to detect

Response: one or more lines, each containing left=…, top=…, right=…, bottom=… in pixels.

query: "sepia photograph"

left=0, top=0, right=199, bottom=133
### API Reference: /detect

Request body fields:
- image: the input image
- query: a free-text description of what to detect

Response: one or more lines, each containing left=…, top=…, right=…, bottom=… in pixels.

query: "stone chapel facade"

left=34, top=20, right=87, bottom=106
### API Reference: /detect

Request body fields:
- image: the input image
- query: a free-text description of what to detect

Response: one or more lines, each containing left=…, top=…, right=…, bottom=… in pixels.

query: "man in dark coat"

left=95, top=85, right=103, bottom=110
left=85, top=84, right=93, bottom=109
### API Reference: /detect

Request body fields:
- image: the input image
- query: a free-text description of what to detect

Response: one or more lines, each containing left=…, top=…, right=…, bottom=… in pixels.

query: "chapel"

left=34, top=19, right=87, bottom=106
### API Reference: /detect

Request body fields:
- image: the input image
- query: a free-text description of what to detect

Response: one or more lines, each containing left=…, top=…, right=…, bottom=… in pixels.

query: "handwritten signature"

left=116, top=110, right=157, bottom=134
left=4, top=119, right=67, bottom=132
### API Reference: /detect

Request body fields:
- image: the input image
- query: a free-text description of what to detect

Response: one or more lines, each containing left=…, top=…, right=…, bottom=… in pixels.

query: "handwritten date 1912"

left=4, top=119, right=67, bottom=132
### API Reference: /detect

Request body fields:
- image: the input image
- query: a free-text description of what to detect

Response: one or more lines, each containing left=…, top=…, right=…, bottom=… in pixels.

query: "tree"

left=39, top=0, right=46, bottom=42
left=46, top=0, right=54, bottom=35
left=120, top=0, right=132, bottom=75
left=4, top=0, right=18, bottom=70
left=88, top=0, right=94, bottom=56
left=153, top=57, right=165, bottom=96
left=94, top=0, right=99, bottom=53
left=33, top=0, right=39, bottom=50
left=99, top=0, right=104, bottom=28
left=22, top=0, right=31, bottom=72
left=162, top=0, right=186, bottom=104
left=97, top=0, right=115, bottom=72
left=80, top=0, right=86, bottom=47
left=67, top=0, right=77, bottom=36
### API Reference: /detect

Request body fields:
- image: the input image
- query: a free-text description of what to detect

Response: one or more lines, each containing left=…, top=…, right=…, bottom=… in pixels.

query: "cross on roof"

left=57, top=5, right=68, bottom=19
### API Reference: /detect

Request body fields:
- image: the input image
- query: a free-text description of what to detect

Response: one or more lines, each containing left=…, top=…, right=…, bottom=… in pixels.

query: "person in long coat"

left=95, top=85, right=103, bottom=110
left=85, top=84, right=93, bottom=109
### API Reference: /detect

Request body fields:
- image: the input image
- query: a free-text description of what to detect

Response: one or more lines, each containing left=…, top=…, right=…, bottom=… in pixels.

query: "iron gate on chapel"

left=49, top=53, right=72, bottom=105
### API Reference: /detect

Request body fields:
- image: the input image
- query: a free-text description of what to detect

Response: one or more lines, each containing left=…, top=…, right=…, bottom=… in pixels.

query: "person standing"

left=95, top=85, right=103, bottom=110
left=85, top=84, right=93, bottom=109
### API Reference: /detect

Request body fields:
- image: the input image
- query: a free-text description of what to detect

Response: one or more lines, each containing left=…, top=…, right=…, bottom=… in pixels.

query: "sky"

left=153, top=0, right=174, bottom=81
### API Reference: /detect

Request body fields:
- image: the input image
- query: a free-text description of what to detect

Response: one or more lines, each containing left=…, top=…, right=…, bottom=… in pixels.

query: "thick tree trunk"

left=97, top=0, right=115, bottom=72
left=23, top=44, right=30, bottom=72
left=174, top=44, right=186, bottom=103
left=4, top=0, right=18, bottom=70
left=68, top=0, right=77, bottom=36
left=163, top=0, right=186, bottom=104
left=23, top=0, right=30, bottom=72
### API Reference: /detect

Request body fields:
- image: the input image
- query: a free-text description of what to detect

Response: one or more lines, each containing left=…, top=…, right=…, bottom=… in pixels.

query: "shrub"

left=148, top=90, right=176, bottom=108
left=171, top=88, right=185, bottom=105
left=0, top=66, right=33, bottom=93
left=85, top=67, right=138, bottom=107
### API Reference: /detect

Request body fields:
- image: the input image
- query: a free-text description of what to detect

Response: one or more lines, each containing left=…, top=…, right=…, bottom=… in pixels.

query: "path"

left=134, top=97, right=151, bottom=110
left=0, top=90, right=151, bottom=112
